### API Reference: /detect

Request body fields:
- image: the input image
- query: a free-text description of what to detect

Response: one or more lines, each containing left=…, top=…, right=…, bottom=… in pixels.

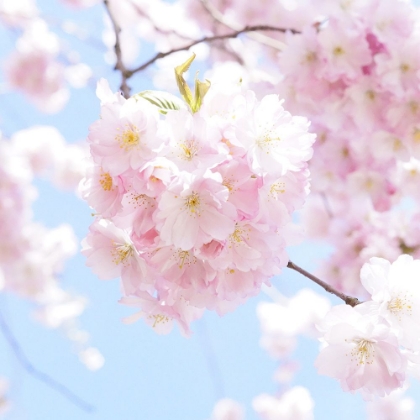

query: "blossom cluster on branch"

left=81, top=72, right=315, bottom=335
left=2, top=0, right=420, bottom=415
left=316, top=255, right=420, bottom=398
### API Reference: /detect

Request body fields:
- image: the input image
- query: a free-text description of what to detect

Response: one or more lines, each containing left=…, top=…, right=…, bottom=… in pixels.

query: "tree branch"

left=127, top=25, right=299, bottom=77
left=103, top=0, right=300, bottom=95
left=103, top=0, right=131, bottom=98
left=198, top=0, right=296, bottom=50
left=0, top=309, right=94, bottom=413
left=287, top=261, right=360, bottom=307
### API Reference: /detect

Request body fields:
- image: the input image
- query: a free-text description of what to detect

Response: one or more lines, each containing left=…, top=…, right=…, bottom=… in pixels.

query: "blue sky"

left=0, top=1, right=419, bottom=419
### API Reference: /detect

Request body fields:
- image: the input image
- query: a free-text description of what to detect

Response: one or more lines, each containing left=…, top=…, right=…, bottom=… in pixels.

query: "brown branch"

left=127, top=25, right=299, bottom=77
left=199, top=0, right=297, bottom=50
left=0, top=309, right=94, bottom=413
left=103, top=0, right=131, bottom=98
left=103, top=0, right=300, bottom=95
left=287, top=261, right=360, bottom=307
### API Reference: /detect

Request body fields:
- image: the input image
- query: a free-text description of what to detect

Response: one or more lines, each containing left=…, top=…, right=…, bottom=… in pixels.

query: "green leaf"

left=132, top=90, right=184, bottom=114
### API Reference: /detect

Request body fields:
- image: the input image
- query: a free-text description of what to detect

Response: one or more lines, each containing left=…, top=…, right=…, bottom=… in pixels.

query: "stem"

left=287, top=261, right=360, bottom=307
left=0, top=309, right=94, bottom=413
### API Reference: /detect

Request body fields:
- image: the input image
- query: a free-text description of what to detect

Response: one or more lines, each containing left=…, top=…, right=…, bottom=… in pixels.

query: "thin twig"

left=127, top=25, right=299, bottom=77
left=103, top=0, right=131, bottom=97
left=127, top=0, right=193, bottom=42
left=320, top=192, right=333, bottom=218
left=287, top=261, right=360, bottom=307
left=199, top=0, right=299, bottom=50
left=0, top=309, right=94, bottom=413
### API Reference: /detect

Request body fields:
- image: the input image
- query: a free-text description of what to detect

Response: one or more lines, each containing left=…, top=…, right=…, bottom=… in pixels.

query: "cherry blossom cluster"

left=106, top=0, right=420, bottom=302
left=303, top=197, right=419, bottom=297
left=206, top=269, right=418, bottom=418
left=81, top=74, right=315, bottom=335
left=316, top=255, right=420, bottom=399
left=0, top=128, right=102, bottom=370
left=1, top=2, right=92, bottom=113
left=270, top=0, right=420, bottom=295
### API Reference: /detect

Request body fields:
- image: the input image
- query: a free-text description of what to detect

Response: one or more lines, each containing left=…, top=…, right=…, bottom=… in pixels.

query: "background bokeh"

left=0, top=1, right=419, bottom=419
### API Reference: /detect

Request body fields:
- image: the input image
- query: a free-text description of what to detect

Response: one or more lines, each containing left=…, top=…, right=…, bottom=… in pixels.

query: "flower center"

left=99, top=172, right=113, bottom=191
left=304, top=51, right=317, bottom=63
left=333, top=46, right=345, bottom=56
left=365, top=90, right=375, bottom=101
left=400, top=63, right=410, bottom=73
left=256, top=126, right=281, bottom=151
left=148, top=314, right=171, bottom=328
left=185, top=192, right=201, bottom=215
left=387, top=294, right=413, bottom=320
left=128, top=193, right=155, bottom=209
left=223, top=177, right=235, bottom=192
left=116, top=125, right=140, bottom=151
left=111, top=243, right=133, bottom=265
left=176, top=249, right=196, bottom=269
left=270, top=181, right=286, bottom=197
left=350, top=339, right=375, bottom=366
left=413, top=128, right=420, bottom=143
left=179, top=140, right=199, bottom=161
left=229, top=225, right=250, bottom=246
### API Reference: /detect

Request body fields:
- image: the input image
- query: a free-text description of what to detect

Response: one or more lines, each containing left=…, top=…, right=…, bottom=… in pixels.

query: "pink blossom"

left=88, top=97, right=164, bottom=176
left=317, top=19, right=372, bottom=81
left=81, top=219, right=147, bottom=287
left=81, top=165, right=126, bottom=218
left=315, top=304, right=407, bottom=398
left=212, top=159, right=259, bottom=219
left=156, top=172, right=237, bottom=250
left=162, top=109, right=228, bottom=172
left=5, top=20, right=69, bottom=113
left=120, top=290, right=204, bottom=337
left=226, top=92, right=315, bottom=177
left=5, top=49, right=68, bottom=113
left=360, top=255, right=420, bottom=351
left=150, top=245, right=216, bottom=291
